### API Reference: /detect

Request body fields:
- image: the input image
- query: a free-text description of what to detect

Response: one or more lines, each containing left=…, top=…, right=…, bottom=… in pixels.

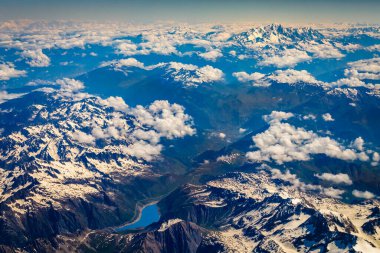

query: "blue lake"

left=117, top=203, right=160, bottom=231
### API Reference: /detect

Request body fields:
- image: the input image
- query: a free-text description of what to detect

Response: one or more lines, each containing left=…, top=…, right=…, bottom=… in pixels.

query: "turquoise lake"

left=117, top=203, right=160, bottom=231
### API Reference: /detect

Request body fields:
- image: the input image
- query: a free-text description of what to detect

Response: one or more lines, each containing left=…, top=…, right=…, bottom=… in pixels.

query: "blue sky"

left=0, top=0, right=379, bottom=23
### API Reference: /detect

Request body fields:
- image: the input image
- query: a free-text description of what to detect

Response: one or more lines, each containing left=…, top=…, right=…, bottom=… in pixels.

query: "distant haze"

left=0, top=0, right=379, bottom=24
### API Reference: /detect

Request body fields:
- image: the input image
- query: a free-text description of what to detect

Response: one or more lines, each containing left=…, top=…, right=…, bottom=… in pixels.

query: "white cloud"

left=62, top=95, right=195, bottom=161
left=139, top=33, right=178, bottom=55
left=116, top=33, right=179, bottom=57
left=57, top=78, right=85, bottom=92
left=115, top=58, right=145, bottom=69
left=21, top=49, right=50, bottom=67
left=322, top=113, right=334, bottom=122
left=219, top=132, right=226, bottom=139
left=331, top=58, right=380, bottom=89
left=303, top=114, right=316, bottom=120
left=315, top=173, right=353, bottom=185
left=372, top=152, right=380, bottom=166
left=269, top=69, right=321, bottom=85
left=346, top=58, right=380, bottom=80
left=98, top=96, right=129, bottom=112
left=0, top=91, right=26, bottom=104
left=70, top=131, right=96, bottom=145
left=121, top=141, right=162, bottom=161
left=300, top=41, right=344, bottom=59
left=334, top=42, right=362, bottom=52
left=232, top=71, right=269, bottom=87
left=132, top=100, right=195, bottom=139
left=117, top=41, right=139, bottom=56
left=270, top=169, right=345, bottom=199
left=259, top=49, right=311, bottom=68
left=373, top=152, right=379, bottom=162
left=366, top=44, right=380, bottom=52
left=165, top=62, right=224, bottom=86
left=196, top=65, right=224, bottom=82
left=322, top=187, right=346, bottom=199
left=246, top=111, right=371, bottom=165
left=209, top=32, right=231, bottom=42
left=199, top=49, right=223, bottom=61
left=352, top=137, right=364, bottom=151
left=352, top=190, right=376, bottom=199
left=330, top=77, right=370, bottom=88
left=0, top=62, right=26, bottom=80
left=345, top=69, right=380, bottom=81
left=263, top=111, right=294, bottom=123
left=233, top=69, right=322, bottom=87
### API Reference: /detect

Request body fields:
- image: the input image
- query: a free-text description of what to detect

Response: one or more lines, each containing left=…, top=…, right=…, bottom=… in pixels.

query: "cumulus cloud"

left=334, top=42, right=362, bottom=52
left=269, top=69, right=321, bottom=85
left=259, top=49, right=311, bottom=68
left=372, top=152, right=380, bottom=166
left=271, top=169, right=345, bottom=199
left=139, top=33, right=178, bottom=55
left=115, top=58, right=145, bottom=69
left=121, top=141, right=162, bottom=161
left=352, top=190, right=376, bottom=199
left=91, top=97, right=195, bottom=148
left=199, top=49, right=223, bottom=61
left=331, top=58, right=380, bottom=90
left=70, top=131, right=96, bottom=145
left=352, top=137, right=364, bottom=151
left=57, top=78, right=85, bottom=92
left=330, top=77, right=369, bottom=88
left=116, top=34, right=178, bottom=56
left=0, top=62, right=26, bottom=80
left=209, top=32, right=231, bottom=42
left=232, top=71, right=269, bottom=87
left=196, top=65, right=224, bottom=82
left=132, top=100, right=195, bottom=139
left=246, top=111, right=372, bottom=165
left=239, top=128, right=247, bottom=133
left=303, top=114, right=316, bottom=120
left=116, top=41, right=140, bottom=56
left=322, top=113, right=334, bottom=122
left=315, top=173, right=353, bottom=185
left=346, top=58, right=380, bottom=80
left=0, top=91, right=26, bottom=104
left=233, top=69, right=322, bottom=87
left=300, top=41, right=344, bottom=59
left=21, top=49, right=50, bottom=67
left=98, top=96, right=129, bottom=112
left=60, top=94, right=195, bottom=161
left=366, top=44, right=380, bottom=52
left=165, top=62, right=224, bottom=86
left=263, top=111, right=294, bottom=123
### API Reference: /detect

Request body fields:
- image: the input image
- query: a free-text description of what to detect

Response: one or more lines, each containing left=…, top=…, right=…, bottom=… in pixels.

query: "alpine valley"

left=0, top=21, right=380, bottom=253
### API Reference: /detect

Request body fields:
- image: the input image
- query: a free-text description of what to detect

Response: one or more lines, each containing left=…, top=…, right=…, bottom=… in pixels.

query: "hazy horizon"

left=0, top=0, right=379, bottom=24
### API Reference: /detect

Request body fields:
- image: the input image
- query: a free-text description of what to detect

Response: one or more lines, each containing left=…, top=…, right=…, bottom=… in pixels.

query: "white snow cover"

left=206, top=168, right=380, bottom=252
